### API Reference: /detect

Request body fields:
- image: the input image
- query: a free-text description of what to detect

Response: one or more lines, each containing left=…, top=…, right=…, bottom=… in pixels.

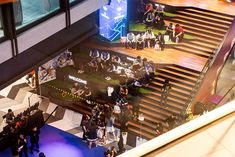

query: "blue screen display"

left=99, top=0, right=127, bottom=41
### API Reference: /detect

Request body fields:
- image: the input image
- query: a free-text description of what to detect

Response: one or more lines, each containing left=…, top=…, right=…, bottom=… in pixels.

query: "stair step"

left=185, top=8, right=235, bottom=21
left=148, top=83, right=190, bottom=99
left=175, top=44, right=214, bottom=55
left=180, top=25, right=225, bottom=38
left=152, top=77, right=193, bottom=92
left=142, top=93, right=185, bottom=110
left=172, top=46, right=211, bottom=58
left=164, top=66, right=200, bottom=78
left=156, top=69, right=197, bottom=84
left=176, top=14, right=231, bottom=29
left=160, top=67, right=199, bottom=81
left=186, top=40, right=217, bottom=50
left=177, top=11, right=232, bottom=25
left=147, top=86, right=188, bottom=101
left=140, top=98, right=182, bottom=115
left=184, top=29, right=223, bottom=42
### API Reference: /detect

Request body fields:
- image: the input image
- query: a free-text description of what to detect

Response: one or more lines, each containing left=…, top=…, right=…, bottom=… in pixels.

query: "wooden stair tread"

left=177, top=11, right=232, bottom=25
left=165, top=66, right=200, bottom=77
left=159, top=68, right=199, bottom=81
left=152, top=78, right=193, bottom=92
left=183, top=29, right=223, bottom=41
left=141, top=94, right=184, bottom=110
left=176, top=14, right=231, bottom=28
left=156, top=70, right=197, bottom=85
left=187, top=40, right=218, bottom=50
left=185, top=8, right=235, bottom=21
left=141, top=94, right=185, bottom=111
left=145, top=92, right=186, bottom=106
left=173, top=46, right=213, bottom=56
left=181, top=25, right=225, bottom=37
left=181, top=42, right=218, bottom=52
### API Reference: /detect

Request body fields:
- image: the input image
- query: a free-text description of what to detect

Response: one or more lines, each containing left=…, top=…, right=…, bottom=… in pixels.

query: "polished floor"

left=155, top=0, right=235, bottom=15
left=0, top=125, right=105, bottom=157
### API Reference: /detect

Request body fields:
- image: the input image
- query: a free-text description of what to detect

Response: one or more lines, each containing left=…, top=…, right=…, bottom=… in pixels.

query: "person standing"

left=160, top=79, right=171, bottom=106
left=111, top=146, right=117, bottom=157
left=29, top=127, right=40, bottom=154
left=18, top=134, right=28, bottom=157
left=81, top=114, right=90, bottom=142
left=105, top=113, right=116, bottom=141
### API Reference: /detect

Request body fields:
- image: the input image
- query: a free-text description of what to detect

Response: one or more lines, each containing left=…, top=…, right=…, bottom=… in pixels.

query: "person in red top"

left=173, top=24, right=184, bottom=43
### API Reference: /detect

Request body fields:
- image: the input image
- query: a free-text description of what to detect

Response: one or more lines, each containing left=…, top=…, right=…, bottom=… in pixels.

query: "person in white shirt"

left=125, top=32, right=136, bottom=49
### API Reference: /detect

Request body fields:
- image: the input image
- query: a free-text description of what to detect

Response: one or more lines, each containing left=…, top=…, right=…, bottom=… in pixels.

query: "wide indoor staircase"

left=168, top=7, right=234, bottom=59
left=73, top=7, right=235, bottom=140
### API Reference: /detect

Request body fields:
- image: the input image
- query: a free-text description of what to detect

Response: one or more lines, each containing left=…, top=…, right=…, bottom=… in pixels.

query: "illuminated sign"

left=68, top=75, right=87, bottom=84
left=99, top=0, right=127, bottom=41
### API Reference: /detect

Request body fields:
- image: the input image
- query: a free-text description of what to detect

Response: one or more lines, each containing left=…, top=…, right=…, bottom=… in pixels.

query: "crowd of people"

left=1, top=105, right=46, bottom=157
left=80, top=102, right=130, bottom=155
left=124, top=1, right=185, bottom=51
left=125, top=22, right=184, bottom=51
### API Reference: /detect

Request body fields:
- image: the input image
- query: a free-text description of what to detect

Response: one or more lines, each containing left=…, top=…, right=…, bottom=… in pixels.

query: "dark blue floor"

left=0, top=125, right=105, bottom=157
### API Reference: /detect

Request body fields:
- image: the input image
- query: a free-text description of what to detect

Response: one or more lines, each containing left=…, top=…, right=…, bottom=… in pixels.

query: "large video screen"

left=99, top=0, right=128, bottom=41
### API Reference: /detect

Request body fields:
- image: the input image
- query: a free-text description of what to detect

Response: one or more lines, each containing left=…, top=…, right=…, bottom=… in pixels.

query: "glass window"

left=14, top=0, right=60, bottom=29
left=0, top=7, right=4, bottom=38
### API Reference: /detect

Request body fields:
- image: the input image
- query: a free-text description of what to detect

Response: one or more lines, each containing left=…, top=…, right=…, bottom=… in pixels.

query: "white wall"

left=17, top=13, right=66, bottom=53
left=70, top=0, right=109, bottom=24
left=0, top=40, right=13, bottom=64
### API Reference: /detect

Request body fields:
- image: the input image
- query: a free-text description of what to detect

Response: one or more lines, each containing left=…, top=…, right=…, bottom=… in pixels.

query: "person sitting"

left=153, top=14, right=165, bottom=30
left=3, top=109, right=15, bottom=124
left=70, top=83, right=84, bottom=96
left=136, top=33, right=145, bottom=50
left=89, top=49, right=100, bottom=59
left=87, top=58, right=99, bottom=71
left=145, top=61, right=155, bottom=83
left=155, top=32, right=165, bottom=51
left=145, top=11, right=155, bottom=28
left=100, top=51, right=110, bottom=63
left=165, top=23, right=174, bottom=41
left=144, top=30, right=155, bottom=48
left=173, top=24, right=184, bottom=43
left=83, top=85, right=92, bottom=105
left=125, top=32, right=136, bottom=49
left=111, top=55, right=121, bottom=71
left=132, top=56, right=142, bottom=71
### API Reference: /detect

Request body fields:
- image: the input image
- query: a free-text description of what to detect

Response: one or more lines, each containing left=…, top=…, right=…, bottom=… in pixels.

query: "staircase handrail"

left=184, top=28, right=230, bottom=114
